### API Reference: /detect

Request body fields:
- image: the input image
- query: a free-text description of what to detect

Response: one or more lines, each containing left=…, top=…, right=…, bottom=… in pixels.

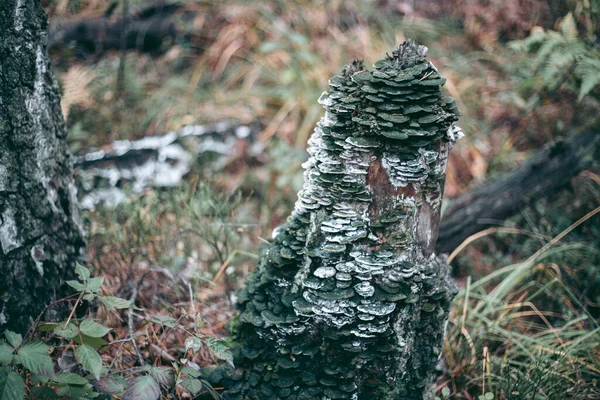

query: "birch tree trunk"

left=223, top=41, right=461, bottom=400
left=0, top=0, right=85, bottom=333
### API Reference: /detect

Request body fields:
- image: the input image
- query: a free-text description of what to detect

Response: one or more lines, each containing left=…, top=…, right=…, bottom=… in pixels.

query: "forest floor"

left=41, top=0, right=600, bottom=398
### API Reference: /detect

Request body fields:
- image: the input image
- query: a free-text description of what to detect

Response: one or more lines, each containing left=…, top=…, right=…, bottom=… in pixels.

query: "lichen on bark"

left=218, top=41, right=461, bottom=400
left=0, top=0, right=85, bottom=332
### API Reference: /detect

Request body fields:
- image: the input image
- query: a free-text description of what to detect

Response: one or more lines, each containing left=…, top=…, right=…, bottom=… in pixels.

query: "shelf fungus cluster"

left=222, top=41, right=461, bottom=400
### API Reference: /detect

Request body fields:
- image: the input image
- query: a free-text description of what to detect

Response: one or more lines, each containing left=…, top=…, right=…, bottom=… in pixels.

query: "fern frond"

left=60, top=65, right=95, bottom=120
left=533, top=33, right=564, bottom=70
left=559, top=12, right=578, bottom=42
left=509, top=28, right=548, bottom=52
left=575, top=56, right=600, bottom=101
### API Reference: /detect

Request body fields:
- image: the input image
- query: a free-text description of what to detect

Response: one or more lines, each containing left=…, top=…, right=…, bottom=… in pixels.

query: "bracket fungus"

left=223, top=40, right=462, bottom=400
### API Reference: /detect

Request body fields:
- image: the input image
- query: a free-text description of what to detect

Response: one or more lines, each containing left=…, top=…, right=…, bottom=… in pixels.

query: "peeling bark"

left=0, top=0, right=85, bottom=333
left=221, top=41, right=461, bottom=400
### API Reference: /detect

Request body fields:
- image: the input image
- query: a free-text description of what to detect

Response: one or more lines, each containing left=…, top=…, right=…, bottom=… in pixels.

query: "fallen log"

left=73, top=121, right=261, bottom=210
left=48, top=1, right=184, bottom=55
left=437, top=130, right=600, bottom=254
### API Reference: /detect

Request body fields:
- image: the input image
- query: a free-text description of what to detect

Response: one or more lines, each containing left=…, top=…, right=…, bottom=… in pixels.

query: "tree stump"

left=224, top=41, right=461, bottom=400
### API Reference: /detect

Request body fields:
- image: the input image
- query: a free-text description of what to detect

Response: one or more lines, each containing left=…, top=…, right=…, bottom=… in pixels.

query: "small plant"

left=0, top=263, right=230, bottom=399
left=440, top=206, right=600, bottom=400
left=510, top=7, right=600, bottom=102
left=435, top=386, right=451, bottom=400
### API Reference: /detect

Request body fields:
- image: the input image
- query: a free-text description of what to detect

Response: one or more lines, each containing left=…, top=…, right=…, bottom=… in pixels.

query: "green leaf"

left=123, top=376, right=160, bottom=400
left=79, top=320, right=111, bottom=338
left=36, top=323, right=58, bottom=333
left=0, top=345, right=13, bottom=365
left=55, top=372, right=89, bottom=385
left=200, top=380, right=221, bottom=400
left=54, top=323, right=78, bottom=339
left=184, top=336, right=202, bottom=353
left=100, top=296, right=132, bottom=310
left=0, top=367, right=25, bottom=400
left=73, top=335, right=107, bottom=349
left=75, top=264, right=91, bottom=282
left=16, top=341, right=54, bottom=376
left=441, top=387, right=450, bottom=397
left=29, top=374, right=49, bottom=384
left=86, top=277, right=104, bottom=294
left=206, top=337, right=234, bottom=368
left=3, top=332, right=21, bottom=349
left=179, top=377, right=203, bottom=395
left=75, top=344, right=103, bottom=379
left=91, top=375, right=125, bottom=395
left=149, top=367, right=175, bottom=389
left=30, top=386, right=58, bottom=400
left=180, top=366, right=201, bottom=378
left=83, top=293, right=98, bottom=302
left=56, top=382, right=99, bottom=398
left=484, top=393, right=494, bottom=400
left=66, top=280, right=86, bottom=292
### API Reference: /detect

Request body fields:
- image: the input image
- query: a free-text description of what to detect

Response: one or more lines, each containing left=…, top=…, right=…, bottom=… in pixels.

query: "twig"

left=109, top=340, right=126, bottom=371
left=150, top=267, right=178, bottom=282
left=150, top=343, right=177, bottom=363
left=188, top=282, right=197, bottom=325
left=64, top=292, right=85, bottom=328
left=128, top=286, right=145, bottom=366
left=581, top=170, right=600, bottom=186
left=107, top=338, right=135, bottom=345
left=212, top=249, right=257, bottom=283
left=24, top=294, right=79, bottom=341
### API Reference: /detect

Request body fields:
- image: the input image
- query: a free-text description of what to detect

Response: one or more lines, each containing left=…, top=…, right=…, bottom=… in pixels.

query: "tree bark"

left=0, top=0, right=85, bottom=333
left=437, top=129, right=600, bottom=254
left=223, top=41, right=460, bottom=400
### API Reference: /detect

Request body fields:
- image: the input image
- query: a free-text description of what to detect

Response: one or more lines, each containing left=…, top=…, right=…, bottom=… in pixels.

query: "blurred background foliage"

left=40, top=0, right=600, bottom=398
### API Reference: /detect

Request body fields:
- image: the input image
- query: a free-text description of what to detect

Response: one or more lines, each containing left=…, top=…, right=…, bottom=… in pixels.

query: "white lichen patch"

left=0, top=306, right=7, bottom=325
left=0, top=164, right=12, bottom=191
left=31, top=244, right=45, bottom=276
left=80, top=187, right=126, bottom=210
left=14, top=0, right=25, bottom=32
left=25, top=45, right=63, bottom=213
left=0, top=207, right=21, bottom=254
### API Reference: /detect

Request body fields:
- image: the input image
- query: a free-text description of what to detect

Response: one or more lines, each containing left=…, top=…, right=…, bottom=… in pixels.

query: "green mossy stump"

left=223, top=41, right=461, bottom=400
